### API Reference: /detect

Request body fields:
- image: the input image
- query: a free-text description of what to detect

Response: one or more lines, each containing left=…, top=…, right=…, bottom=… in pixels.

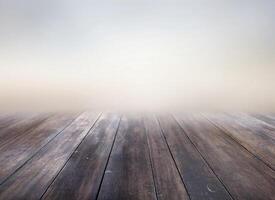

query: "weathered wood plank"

left=0, top=114, right=51, bottom=147
left=0, top=114, right=27, bottom=130
left=42, top=113, right=120, bottom=200
left=143, top=115, right=189, bottom=200
left=0, top=113, right=44, bottom=131
left=205, top=113, right=275, bottom=170
left=251, top=114, right=275, bottom=128
left=0, top=113, right=78, bottom=184
left=157, top=115, right=232, bottom=200
left=97, top=114, right=157, bottom=200
left=0, top=112, right=100, bottom=200
left=175, top=114, right=275, bottom=200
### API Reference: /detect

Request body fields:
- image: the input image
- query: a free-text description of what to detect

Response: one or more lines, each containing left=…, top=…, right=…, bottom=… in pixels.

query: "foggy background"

left=0, top=0, right=275, bottom=112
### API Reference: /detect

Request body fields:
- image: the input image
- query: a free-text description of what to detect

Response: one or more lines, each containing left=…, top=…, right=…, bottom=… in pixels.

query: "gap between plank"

left=143, top=116, right=160, bottom=200
left=39, top=112, right=102, bottom=200
left=156, top=116, right=191, bottom=200
left=172, top=114, right=235, bottom=200
left=94, top=115, right=122, bottom=200
left=0, top=112, right=83, bottom=186
left=203, top=114, right=275, bottom=172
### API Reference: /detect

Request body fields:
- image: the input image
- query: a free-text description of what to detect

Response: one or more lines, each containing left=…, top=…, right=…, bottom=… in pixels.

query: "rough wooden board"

left=42, top=113, right=120, bottom=200
left=157, top=115, right=232, bottom=200
left=205, top=113, right=275, bottom=170
left=143, top=115, right=189, bottom=200
left=175, top=114, right=275, bottom=200
left=251, top=113, right=275, bottom=128
left=0, top=112, right=274, bottom=200
left=0, top=113, right=78, bottom=184
left=0, top=114, right=28, bottom=130
left=97, top=114, right=157, bottom=200
left=0, top=112, right=100, bottom=200
left=0, top=113, right=44, bottom=131
left=230, top=113, right=275, bottom=140
left=0, top=114, right=51, bottom=147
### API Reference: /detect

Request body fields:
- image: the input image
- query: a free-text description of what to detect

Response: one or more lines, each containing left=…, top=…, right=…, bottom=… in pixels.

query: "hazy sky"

left=0, top=0, right=275, bottom=111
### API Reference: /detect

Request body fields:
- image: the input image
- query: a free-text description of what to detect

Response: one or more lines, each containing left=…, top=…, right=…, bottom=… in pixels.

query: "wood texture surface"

left=0, top=112, right=274, bottom=200
left=205, top=113, right=275, bottom=170
left=97, top=114, right=157, bottom=200
left=175, top=114, right=275, bottom=200
left=251, top=113, right=275, bottom=127
left=0, top=114, right=29, bottom=130
left=143, top=115, right=189, bottom=200
left=0, top=112, right=99, bottom=200
left=0, top=113, right=77, bottom=184
left=0, top=114, right=50, bottom=147
left=158, top=115, right=232, bottom=200
left=42, top=113, right=120, bottom=200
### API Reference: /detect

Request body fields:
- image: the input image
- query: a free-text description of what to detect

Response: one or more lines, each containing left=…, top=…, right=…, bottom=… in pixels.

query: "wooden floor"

left=0, top=112, right=275, bottom=200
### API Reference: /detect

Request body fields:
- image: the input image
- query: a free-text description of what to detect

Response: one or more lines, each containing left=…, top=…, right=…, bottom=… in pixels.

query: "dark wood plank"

left=143, top=115, right=189, bottom=200
left=205, top=113, right=275, bottom=170
left=0, top=112, right=100, bottom=200
left=42, top=113, right=120, bottom=200
left=0, top=113, right=51, bottom=147
left=0, top=113, right=78, bottom=184
left=175, top=114, right=275, bottom=200
left=157, top=115, right=232, bottom=200
left=97, top=114, right=157, bottom=200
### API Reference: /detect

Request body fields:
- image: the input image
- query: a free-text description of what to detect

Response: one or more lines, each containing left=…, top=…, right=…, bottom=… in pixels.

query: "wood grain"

left=42, top=113, right=120, bottom=200
left=205, top=113, right=275, bottom=170
left=0, top=112, right=274, bottom=199
left=143, top=115, right=189, bottom=200
left=0, top=113, right=78, bottom=184
left=0, top=114, right=27, bottom=130
left=0, top=112, right=100, bottom=200
left=0, top=114, right=50, bottom=147
left=251, top=113, right=275, bottom=128
left=157, top=115, right=232, bottom=200
left=175, top=114, right=275, bottom=200
left=97, top=114, right=157, bottom=200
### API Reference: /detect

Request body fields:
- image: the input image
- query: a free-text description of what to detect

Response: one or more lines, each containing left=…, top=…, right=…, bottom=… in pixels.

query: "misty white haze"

left=0, top=0, right=275, bottom=112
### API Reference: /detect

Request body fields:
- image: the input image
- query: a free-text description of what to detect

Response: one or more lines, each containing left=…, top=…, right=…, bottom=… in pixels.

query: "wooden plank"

left=205, top=113, right=275, bottom=170
left=0, top=112, right=100, bottom=200
left=42, top=113, right=120, bottom=200
left=229, top=113, right=275, bottom=140
left=157, top=115, right=232, bottom=200
left=175, top=114, right=275, bottom=200
left=251, top=114, right=275, bottom=128
left=97, top=114, right=157, bottom=200
left=0, top=113, right=42, bottom=130
left=0, top=114, right=27, bottom=130
left=0, top=113, right=51, bottom=147
left=0, top=113, right=78, bottom=184
left=143, top=115, right=189, bottom=200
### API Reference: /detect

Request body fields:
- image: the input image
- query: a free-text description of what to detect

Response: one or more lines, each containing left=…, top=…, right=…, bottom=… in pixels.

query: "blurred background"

left=0, top=0, right=275, bottom=112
